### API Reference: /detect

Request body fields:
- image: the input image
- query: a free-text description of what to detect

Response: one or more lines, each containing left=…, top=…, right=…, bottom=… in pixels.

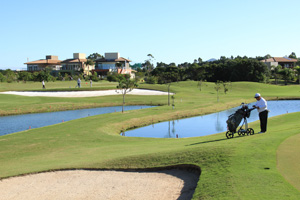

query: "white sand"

left=0, top=169, right=198, bottom=200
left=0, top=89, right=172, bottom=98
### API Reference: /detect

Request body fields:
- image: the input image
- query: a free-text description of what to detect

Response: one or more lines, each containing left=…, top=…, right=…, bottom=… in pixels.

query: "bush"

left=0, top=72, right=6, bottom=82
left=50, top=76, right=57, bottom=82
left=107, top=72, right=126, bottom=82
left=145, top=76, right=157, bottom=84
left=91, top=72, right=99, bottom=82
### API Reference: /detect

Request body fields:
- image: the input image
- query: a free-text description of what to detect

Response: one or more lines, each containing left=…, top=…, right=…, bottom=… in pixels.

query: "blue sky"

left=0, top=0, right=299, bottom=70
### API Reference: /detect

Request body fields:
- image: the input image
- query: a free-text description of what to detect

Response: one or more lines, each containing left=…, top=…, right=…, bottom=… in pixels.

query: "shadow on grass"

left=186, top=135, right=242, bottom=146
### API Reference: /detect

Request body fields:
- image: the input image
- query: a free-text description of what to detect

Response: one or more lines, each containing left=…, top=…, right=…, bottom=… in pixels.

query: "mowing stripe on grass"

left=277, top=133, right=300, bottom=191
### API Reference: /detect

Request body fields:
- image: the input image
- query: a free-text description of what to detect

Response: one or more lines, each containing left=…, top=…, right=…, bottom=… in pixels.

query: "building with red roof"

left=94, top=52, right=135, bottom=78
left=261, top=57, right=297, bottom=68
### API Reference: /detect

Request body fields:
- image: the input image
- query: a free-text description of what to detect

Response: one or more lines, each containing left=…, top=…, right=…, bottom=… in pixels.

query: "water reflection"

left=124, top=100, right=300, bottom=138
left=215, top=112, right=224, bottom=132
left=0, top=105, right=154, bottom=136
left=165, top=120, right=177, bottom=138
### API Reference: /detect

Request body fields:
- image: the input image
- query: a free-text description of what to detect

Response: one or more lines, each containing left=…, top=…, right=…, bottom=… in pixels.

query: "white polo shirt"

left=255, top=97, right=267, bottom=113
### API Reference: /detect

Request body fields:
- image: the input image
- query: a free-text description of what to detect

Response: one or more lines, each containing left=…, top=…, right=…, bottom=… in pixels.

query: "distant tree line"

left=1, top=52, right=300, bottom=85
left=129, top=52, right=300, bottom=85
left=143, top=56, right=270, bottom=83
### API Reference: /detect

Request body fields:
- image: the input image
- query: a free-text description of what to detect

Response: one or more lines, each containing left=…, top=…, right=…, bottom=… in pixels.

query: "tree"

left=279, top=68, right=294, bottom=85
left=86, top=53, right=103, bottom=70
left=143, top=54, right=155, bottom=74
left=198, top=79, right=203, bottom=91
left=145, top=76, right=157, bottom=84
left=271, top=65, right=282, bottom=85
left=0, top=72, right=6, bottom=82
left=264, top=54, right=272, bottom=59
left=37, top=67, right=53, bottom=82
left=197, top=57, right=203, bottom=64
left=3, top=69, right=17, bottom=83
left=222, top=81, right=230, bottom=94
left=158, top=72, right=177, bottom=106
left=288, top=52, right=297, bottom=59
left=87, top=53, right=103, bottom=61
left=18, top=71, right=32, bottom=83
left=294, top=66, right=300, bottom=84
left=86, top=59, right=95, bottom=67
left=116, top=78, right=138, bottom=113
left=197, top=79, right=208, bottom=91
left=215, top=81, right=222, bottom=102
left=91, top=71, right=99, bottom=82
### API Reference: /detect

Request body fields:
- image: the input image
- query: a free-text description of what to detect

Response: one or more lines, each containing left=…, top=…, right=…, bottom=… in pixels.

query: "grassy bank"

left=0, top=81, right=300, bottom=199
left=0, top=81, right=169, bottom=116
left=0, top=80, right=118, bottom=92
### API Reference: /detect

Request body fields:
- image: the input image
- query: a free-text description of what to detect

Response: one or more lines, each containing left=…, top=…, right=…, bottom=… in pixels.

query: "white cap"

left=254, top=93, right=260, bottom=98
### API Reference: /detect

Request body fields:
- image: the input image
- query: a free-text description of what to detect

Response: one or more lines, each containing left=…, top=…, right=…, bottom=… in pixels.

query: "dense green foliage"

left=107, top=72, right=130, bottom=82
left=148, top=57, right=270, bottom=83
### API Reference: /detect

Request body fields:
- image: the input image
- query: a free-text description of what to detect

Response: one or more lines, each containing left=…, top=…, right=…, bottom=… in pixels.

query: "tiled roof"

left=25, top=59, right=61, bottom=64
left=61, top=58, right=87, bottom=63
left=273, top=57, right=297, bottom=62
left=262, top=57, right=297, bottom=63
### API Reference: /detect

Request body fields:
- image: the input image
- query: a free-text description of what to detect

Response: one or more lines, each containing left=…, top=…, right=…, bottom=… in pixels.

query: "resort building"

left=25, top=52, right=134, bottom=78
left=25, top=55, right=61, bottom=71
left=94, top=52, right=135, bottom=78
left=61, top=53, right=94, bottom=76
left=261, top=57, right=297, bottom=69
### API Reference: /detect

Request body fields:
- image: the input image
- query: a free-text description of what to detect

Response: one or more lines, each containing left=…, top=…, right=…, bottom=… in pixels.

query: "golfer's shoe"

left=257, top=132, right=265, bottom=134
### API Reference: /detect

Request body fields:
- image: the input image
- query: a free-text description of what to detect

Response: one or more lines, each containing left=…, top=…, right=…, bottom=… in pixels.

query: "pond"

left=123, top=100, right=300, bottom=138
left=0, top=106, right=154, bottom=136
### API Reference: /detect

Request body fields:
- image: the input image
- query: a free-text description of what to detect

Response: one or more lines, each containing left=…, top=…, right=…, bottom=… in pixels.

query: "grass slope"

left=0, top=80, right=118, bottom=92
left=0, top=81, right=300, bottom=199
left=277, top=133, right=300, bottom=191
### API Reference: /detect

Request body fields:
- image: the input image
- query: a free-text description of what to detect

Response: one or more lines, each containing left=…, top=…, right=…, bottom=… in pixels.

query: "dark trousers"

left=259, top=110, right=268, bottom=132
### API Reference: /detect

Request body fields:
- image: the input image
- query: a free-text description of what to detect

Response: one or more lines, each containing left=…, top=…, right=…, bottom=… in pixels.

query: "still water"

left=124, top=100, right=300, bottom=138
left=0, top=106, right=154, bottom=136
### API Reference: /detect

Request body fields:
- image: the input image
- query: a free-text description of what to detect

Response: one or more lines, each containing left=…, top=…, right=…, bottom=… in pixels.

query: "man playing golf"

left=252, top=93, right=268, bottom=133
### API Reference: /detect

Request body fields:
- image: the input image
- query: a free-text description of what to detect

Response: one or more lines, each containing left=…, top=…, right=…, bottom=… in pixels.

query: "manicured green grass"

left=0, top=81, right=300, bottom=199
left=277, top=133, right=300, bottom=191
left=0, top=81, right=171, bottom=115
left=0, top=80, right=118, bottom=92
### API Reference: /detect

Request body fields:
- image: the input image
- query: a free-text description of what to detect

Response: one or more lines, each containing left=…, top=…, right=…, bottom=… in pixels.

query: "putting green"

left=277, top=133, right=300, bottom=191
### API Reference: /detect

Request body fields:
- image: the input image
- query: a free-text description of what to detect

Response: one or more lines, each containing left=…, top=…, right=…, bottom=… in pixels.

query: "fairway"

left=277, top=133, right=300, bottom=191
left=1, top=81, right=300, bottom=199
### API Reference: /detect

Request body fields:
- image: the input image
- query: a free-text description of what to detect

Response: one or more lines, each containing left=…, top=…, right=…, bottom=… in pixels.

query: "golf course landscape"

left=1, top=80, right=300, bottom=199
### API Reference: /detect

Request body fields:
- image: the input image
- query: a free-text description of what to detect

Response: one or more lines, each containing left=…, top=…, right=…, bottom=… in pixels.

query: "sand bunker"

left=0, top=89, right=172, bottom=98
left=0, top=169, right=198, bottom=200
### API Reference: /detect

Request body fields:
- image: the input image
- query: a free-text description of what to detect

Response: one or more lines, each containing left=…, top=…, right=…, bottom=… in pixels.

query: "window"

left=97, top=63, right=103, bottom=69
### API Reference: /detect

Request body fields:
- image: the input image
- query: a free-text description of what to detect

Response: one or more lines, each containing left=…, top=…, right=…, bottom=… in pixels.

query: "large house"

left=25, top=55, right=61, bottom=71
left=25, top=52, right=134, bottom=78
left=61, top=53, right=94, bottom=76
left=261, top=57, right=297, bottom=69
left=94, top=52, right=135, bottom=78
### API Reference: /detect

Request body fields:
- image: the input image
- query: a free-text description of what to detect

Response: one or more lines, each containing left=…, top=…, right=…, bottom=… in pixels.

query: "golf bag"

left=226, top=104, right=253, bottom=133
